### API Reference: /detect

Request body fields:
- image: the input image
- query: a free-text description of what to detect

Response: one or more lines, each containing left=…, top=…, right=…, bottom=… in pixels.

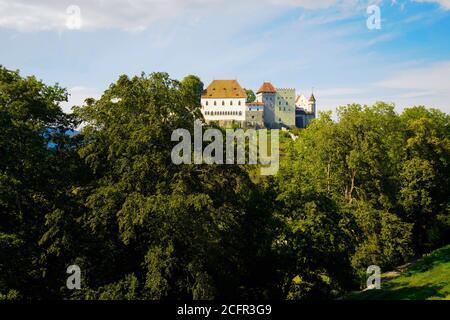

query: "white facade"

left=201, top=97, right=247, bottom=122
left=295, top=94, right=309, bottom=111
left=200, top=80, right=316, bottom=128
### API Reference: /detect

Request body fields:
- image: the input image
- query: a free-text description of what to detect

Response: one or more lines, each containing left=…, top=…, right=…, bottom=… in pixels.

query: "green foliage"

left=399, top=107, right=450, bottom=250
left=1, top=66, right=449, bottom=300
left=245, top=89, right=256, bottom=103
left=272, top=102, right=449, bottom=298
left=0, top=65, right=85, bottom=299
left=349, top=201, right=413, bottom=273
left=70, top=72, right=262, bottom=299
left=181, top=75, right=204, bottom=103
left=347, top=245, right=450, bottom=300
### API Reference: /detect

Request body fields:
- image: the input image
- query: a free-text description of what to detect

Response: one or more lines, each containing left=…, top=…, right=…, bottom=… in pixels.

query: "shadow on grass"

left=346, top=245, right=450, bottom=300
left=405, top=246, right=450, bottom=275
left=352, top=283, right=448, bottom=300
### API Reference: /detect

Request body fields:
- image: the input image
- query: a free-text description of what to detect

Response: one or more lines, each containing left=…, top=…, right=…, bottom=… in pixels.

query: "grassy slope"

left=349, top=245, right=450, bottom=300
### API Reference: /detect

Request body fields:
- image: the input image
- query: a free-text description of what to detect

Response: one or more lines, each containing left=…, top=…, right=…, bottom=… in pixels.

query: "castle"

left=200, top=80, right=316, bottom=129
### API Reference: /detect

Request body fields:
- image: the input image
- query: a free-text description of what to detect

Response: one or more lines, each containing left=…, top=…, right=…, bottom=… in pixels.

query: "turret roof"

left=257, top=82, right=277, bottom=94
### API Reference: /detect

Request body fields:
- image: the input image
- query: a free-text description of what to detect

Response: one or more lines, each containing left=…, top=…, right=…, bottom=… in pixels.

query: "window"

left=230, top=101, right=233, bottom=106
left=238, top=101, right=241, bottom=106
left=206, top=101, right=208, bottom=106
left=214, top=101, right=217, bottom=106
left=222, top=101, right=225, bottom=106
left=239, top=111, right=242, bottom=116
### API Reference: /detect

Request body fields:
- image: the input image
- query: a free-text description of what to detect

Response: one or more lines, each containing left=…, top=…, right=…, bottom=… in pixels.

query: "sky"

left=0, top=0, right=449, bottom=115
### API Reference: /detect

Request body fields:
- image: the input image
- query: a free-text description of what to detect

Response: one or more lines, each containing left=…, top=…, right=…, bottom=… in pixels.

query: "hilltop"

left=347, top=245, right=450, bottom=300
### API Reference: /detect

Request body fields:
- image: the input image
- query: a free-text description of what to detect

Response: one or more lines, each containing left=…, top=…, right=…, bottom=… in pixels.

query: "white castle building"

left=200, top=80, right=247, bottom=124
left=200, top=80, right=316, bottom=129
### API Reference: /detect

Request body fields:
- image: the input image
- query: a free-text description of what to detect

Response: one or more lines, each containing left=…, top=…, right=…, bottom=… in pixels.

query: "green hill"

left=348, top=245, right=450, bottom=300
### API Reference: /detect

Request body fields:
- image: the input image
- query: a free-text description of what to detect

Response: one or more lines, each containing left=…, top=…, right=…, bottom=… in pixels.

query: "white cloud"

left=367, top=61, right=450, bottom=112
left=316, top=87, right=367, bottom=96
left=316, top=61, right=450, bottom=114
left=0, top=0, right=362, bottom=32
left=413, top=0, right=450, bottom=10
left=376, top=60, right=450, bottom=93
left=61, top=86, right=101, bottom=113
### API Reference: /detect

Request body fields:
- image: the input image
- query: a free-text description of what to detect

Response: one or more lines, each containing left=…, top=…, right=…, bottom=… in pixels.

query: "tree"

left=0, top=65, right=85, bottom=299
left=272, top=103, right=418, bottom=297
left=72, top=72, right=262, bottom=299
left=245, top=89, right=256, bottom=103
left=181, top=75, right=204, bottom=103
left=399, top=107, right=450, bottom=250
left=2, top=64, right=449, bottom=301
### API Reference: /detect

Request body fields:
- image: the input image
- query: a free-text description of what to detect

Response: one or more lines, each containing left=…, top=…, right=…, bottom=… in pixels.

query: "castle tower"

left=256, top=82, right=277, bottom=128
left=308, top=93, right=316, bottom=116
left=275, top=87, right=296, bottom=128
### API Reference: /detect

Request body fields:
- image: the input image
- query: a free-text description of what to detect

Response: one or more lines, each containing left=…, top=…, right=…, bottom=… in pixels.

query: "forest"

left=1, top=66, right=449, bottom=300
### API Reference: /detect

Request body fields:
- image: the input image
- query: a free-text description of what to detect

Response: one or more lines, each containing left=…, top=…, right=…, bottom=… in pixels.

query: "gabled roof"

left=201, top=80, right=247, bottom=99
left=295, top=94, right=307, bottom=104
left=257, top=82, right=277, bottom=94
left=309, top=93, right=316, bottom=102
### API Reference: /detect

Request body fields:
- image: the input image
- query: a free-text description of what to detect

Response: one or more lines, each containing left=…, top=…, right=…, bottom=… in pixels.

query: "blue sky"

left=1, top=0, right=449, bottom=114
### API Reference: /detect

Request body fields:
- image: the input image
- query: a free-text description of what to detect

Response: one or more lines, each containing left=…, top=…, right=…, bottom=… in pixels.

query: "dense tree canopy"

left=1, top=66, right=449, bottom=300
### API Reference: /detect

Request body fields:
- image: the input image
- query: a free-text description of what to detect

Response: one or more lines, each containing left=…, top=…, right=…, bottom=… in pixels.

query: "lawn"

left=348, top=245, right=450, bottom=300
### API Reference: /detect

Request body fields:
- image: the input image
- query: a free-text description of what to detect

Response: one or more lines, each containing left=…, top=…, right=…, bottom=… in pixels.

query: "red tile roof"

left=201, top=80, right=247, bottom=99
left=257, top=82, right=277, bottom=94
